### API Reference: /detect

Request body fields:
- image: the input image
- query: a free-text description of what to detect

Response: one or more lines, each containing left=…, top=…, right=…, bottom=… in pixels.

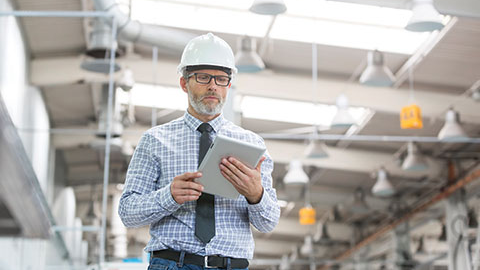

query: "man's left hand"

left=219, top=156, right=266, bottom=204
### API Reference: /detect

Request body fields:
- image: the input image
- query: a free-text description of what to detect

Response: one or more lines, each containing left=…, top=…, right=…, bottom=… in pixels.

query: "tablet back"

left=196, top=135, right=266, bottom=199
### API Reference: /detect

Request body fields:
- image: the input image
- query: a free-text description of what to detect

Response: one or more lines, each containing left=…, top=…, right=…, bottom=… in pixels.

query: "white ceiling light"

left=331, top=94, right=356, bottom=128
left=402, top=142, right=428, bottom=171
left=372, top=168, right=395, bottom=197
left=300, top=235, right=314, bottom=256
left=405, top=0, right=444, bottom=32
left=304, top=139, right=329, bottom=158
left=118, top=68, right=135, bottom=91
left=279, top=255, right=291, bottom=270
left=350, top=187, right=370, bottom=213
left=437, top=108, right=469, bottom=140
left=81, top=59, right=121, bottom=74
left=359, top=50, right=396, bottom=87
left=283, top=160, right=309, bottom=185
left=250, top=0, right=287, bottom=15
left=235, top=36, right=265, bottom=73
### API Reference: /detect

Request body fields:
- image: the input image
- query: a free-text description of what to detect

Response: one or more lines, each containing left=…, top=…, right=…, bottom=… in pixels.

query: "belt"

left=151, top=250, right=249, bottom=269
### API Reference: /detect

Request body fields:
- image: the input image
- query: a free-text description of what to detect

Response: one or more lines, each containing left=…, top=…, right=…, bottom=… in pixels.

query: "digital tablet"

left=196, top=134, right=266, bottom=199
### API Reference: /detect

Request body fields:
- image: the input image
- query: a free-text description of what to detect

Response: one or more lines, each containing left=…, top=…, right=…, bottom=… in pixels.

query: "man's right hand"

left=170, top=172, right=204, bottom=204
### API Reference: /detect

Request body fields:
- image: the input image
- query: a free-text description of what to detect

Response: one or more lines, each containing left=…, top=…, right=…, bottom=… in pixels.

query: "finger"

left=220, top=163, right=242, bottom=185
left=222, top=158, right=248, bottom=179
left=176, top=180, right=204, bottom=192
left=255, top=156, right=266, bottom=172
left=176, top=195, right=201, bottom=204
left=225, top=157, right=252, bottom=176
left=176, top=171, right=202, bottom=181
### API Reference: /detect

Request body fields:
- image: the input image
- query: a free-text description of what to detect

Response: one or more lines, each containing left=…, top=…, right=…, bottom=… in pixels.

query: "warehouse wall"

left=0, top=0, right=68, bottom=269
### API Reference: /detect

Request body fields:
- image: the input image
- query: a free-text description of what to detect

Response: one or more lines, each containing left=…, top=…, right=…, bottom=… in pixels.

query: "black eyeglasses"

left=187, top=73, right=231, bottom=87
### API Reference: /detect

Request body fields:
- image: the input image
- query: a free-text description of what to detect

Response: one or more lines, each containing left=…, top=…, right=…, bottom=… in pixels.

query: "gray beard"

left=188, top=91, right=225, bottom=116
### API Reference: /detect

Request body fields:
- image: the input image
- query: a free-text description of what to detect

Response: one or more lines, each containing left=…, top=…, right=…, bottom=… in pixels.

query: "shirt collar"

left=183, top=110, right=226, bottom=133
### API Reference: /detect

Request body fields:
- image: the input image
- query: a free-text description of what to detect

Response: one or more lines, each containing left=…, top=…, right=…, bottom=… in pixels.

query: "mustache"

left=200, top=92, right=221, bottom=100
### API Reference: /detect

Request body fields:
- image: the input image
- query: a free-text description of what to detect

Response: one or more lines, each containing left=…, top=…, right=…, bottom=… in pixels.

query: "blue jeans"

left=148, top=257, right=249, bottom=270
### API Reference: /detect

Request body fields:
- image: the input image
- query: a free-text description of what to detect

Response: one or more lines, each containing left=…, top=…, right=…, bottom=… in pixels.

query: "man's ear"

left=179, top=77, right=188, bottom=93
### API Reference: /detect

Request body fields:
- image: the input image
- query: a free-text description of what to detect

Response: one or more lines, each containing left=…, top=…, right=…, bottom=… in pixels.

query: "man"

left=118, top=33, right=280, bottom=270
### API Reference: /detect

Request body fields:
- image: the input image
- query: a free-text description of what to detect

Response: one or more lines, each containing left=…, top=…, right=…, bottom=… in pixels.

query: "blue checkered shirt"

left=119, top=111, right=280, bottom=259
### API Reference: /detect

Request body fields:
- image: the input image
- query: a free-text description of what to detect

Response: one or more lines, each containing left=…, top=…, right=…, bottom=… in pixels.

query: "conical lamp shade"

left=406, top=0, right=444, bottom=32
left=304, top=140, right=328, bottom=158
left=351, top=187, right=369, bottom=213
left=283, top=160, right=309, bottom=185
left=359, top=50, right=395, bottom=87
left=331, top=94, right=356, bottom=128
left=402, top=142, right=428, bottom=171
left=372, top=168, right=395, bottom=197
left=437, top=109, right=468, bottom=140
left=235, top=36, right=265, bottom=73
left=250, top=0, right=287, bottom=15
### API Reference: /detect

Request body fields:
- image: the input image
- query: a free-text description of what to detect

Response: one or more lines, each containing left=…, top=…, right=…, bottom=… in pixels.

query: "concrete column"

left=445, top=189, right=472, bottom=270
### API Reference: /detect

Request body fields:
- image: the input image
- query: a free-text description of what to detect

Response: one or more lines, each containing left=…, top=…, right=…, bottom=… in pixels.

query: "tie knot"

left=197, top=123, right=213, bottom=133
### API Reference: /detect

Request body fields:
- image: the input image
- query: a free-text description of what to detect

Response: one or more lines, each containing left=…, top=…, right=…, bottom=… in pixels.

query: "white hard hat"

left=177, top=33, right=237, bottom=74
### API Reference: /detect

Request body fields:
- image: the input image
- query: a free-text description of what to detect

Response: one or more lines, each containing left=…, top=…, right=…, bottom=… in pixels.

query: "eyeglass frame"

left=187, top=72, right=232, bottom=87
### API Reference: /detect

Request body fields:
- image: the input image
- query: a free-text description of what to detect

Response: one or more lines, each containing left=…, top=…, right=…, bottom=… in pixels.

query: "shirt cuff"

left=247, top=188, right=273, bottom=213
left=155, top=183, right=181, bottom=212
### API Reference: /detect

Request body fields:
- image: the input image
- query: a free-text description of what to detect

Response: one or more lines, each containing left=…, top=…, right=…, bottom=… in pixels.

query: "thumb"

left=256, top=156, right=266, bottom=172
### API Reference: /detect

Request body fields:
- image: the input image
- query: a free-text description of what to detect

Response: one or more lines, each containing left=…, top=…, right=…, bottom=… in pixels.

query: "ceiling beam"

left=31, top=57, right=480, bottom=124
left=48, top=125, right=443, bottom=179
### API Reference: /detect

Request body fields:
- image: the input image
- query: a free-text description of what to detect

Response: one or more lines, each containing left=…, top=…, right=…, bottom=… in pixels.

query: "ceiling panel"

left=412, top=17, right=480, bottom=90
left=13, top=0, right=86, bottom=58
left=42, top=83, right=95, bottom=126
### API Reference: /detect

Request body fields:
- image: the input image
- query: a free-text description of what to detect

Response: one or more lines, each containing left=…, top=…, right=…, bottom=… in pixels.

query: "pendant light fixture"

left=331, top=94, right=356, bottom=128
left=351, top=187, right=370, bottom=214
left=235, top=36, right=265, bottom=73
left=250, top=0, right=287, bottom=15
left=359, top=50, right=395, bottom=87
left=405, top=0, right=444, bottom=32
left=304, top=139, right=328, bottom=158
left=283, top=160, right=309, bottom=185
left=372, top=167, right=395, bottom=197
left=402, top=142, right=428, bottom=171
left=279, top=255, right=291, bottom=270
left=437, top=108, right=468, bottom=140
left=304, top=43, right=329, bottom=158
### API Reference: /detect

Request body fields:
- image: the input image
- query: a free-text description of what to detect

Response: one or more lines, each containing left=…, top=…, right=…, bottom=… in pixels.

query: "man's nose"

left=207, top=78, right=218, bottom=91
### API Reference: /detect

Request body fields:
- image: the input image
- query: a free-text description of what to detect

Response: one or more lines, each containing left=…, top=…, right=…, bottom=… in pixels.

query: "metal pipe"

left=99, top=18, right=118, bottom=267
left=17, top=127, right=480, bottom=144
left=151, top=46, right=158, bottom=127
left=51, top=225, right=100, bottom=232
left=320, top=168, right=480, bottom=269
left=260, top=133, right=480, bottom=144
left=0, top=10, right=110, bottom=17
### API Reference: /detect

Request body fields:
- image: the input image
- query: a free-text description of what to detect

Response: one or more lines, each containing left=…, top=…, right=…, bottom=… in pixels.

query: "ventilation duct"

left=93, top=0, right=195, bottom=52
left=96, top=83, right=123, bottom=138
left=86, top=18, right=122, bottom=58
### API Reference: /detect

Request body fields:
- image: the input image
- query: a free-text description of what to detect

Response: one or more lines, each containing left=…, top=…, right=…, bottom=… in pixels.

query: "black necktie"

left=195, top=123, right=215, bottom=243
